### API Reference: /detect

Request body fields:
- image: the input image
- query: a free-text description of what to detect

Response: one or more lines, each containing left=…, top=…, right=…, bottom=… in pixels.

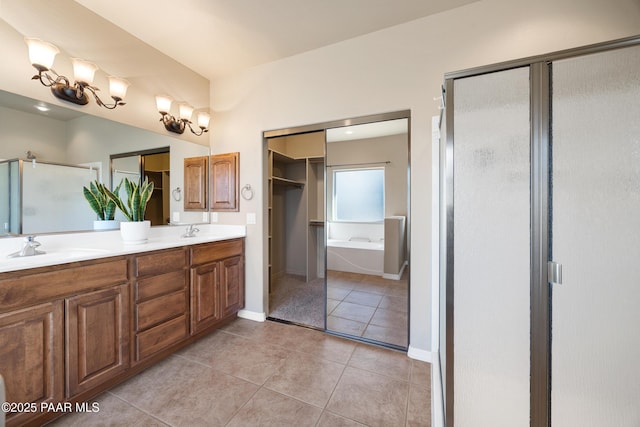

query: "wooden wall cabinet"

left=0, top=302, right=63, bottom=427
left=210, top=152, right=239, bottom=212
left=65, top=284, right=130, bottom=398
left=190, top=239, right=244, bottom=334
left=184, top=156, right=208, bottom=211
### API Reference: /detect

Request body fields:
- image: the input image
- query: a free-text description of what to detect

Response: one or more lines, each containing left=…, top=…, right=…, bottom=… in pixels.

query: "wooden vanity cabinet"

left=65, top=284, right=129, bottom=397
left=0, top=301, right=63, bottom=427
left=0, top=238, right=244, bottom=427
left=133, top=248, right=189, bottom=362
left=190, top=239, right=244, bottom=334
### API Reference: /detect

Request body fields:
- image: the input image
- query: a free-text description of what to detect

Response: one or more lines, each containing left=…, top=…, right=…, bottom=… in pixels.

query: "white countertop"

left=0, top=224, right=246, bottom=273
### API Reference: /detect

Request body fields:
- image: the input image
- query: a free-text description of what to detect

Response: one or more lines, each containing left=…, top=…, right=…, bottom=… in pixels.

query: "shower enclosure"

left=0, top=159, right=98, bottom=235
left=441, top=37, right=640, bottom=426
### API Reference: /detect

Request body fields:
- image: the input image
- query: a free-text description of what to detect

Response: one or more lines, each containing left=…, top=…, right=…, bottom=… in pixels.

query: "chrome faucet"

left=7, top=235, right=46, bottom=258
left=181, top=224, right=200, bottom=238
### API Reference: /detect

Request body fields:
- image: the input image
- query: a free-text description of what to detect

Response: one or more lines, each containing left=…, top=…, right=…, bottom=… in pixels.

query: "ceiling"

left=75, top=0, right=478, bottom=80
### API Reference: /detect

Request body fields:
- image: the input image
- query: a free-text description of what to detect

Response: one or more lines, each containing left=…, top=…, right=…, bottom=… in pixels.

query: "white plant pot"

left=93, top=220, right=120, bottom=231
left=120, top=221, right=151, bottom=244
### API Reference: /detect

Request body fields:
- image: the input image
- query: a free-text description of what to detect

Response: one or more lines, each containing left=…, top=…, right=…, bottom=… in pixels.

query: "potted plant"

left=83, top=180, right=123, bottom=230
left=105, top=177, right=154, bottom=244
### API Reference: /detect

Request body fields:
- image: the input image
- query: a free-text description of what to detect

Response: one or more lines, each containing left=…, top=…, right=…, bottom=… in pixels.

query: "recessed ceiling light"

left=345, top=130, right=353, bottom=135
left=35, top=104, right=50, bottom=112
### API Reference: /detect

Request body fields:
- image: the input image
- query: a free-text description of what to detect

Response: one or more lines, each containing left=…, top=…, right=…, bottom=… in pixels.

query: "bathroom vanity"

left=0, top=225, right=245, bottom=427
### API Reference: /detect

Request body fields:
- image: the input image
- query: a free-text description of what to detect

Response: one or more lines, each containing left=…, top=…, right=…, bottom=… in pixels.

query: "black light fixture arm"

left=32, top=67, right=125, bottom=109
left=159, top=112, right=209, bottom=136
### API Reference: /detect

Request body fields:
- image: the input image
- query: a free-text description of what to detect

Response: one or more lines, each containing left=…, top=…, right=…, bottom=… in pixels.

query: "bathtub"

left=327, top=238, right=384, bottom=276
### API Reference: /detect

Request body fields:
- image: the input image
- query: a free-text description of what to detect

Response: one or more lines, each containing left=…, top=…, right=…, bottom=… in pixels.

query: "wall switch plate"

left=211, top=212, right=219, bottom=223
left=172, top=212, right=180, bottom=222
left=202, top=212, right=209, bottom=223
left=247, top=213, right=256, bottom=225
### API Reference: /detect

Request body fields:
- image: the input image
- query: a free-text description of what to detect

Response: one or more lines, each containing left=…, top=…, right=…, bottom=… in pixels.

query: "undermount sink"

left=3, top=248, right=110, bottom=263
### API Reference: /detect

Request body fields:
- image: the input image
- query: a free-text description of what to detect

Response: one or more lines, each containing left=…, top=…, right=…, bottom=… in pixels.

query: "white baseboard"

left=407, top=346, right=433, bottom=363
left=382, top=260, right=408, bottom=280
left=237, top=309, right=266, bottom=322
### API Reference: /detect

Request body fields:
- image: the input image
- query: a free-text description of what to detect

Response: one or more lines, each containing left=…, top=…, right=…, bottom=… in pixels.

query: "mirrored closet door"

left=325, top=117, right=410, bottom=349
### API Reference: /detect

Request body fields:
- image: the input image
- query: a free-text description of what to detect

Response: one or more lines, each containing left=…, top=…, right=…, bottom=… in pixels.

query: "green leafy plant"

left=83, top=180, right=122, bottom=221
left=105, top=177, right=154, bottom=222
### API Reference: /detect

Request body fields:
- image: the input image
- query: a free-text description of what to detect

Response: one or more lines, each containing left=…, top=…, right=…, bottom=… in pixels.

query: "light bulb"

left=25, top=38, right=59, bottom=70
left=155, top=95, right=173, bottom=114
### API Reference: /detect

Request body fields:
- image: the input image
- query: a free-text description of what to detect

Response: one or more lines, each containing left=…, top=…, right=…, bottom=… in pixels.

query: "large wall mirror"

left=0, top=89, right=210, bottom=235
left=325, top=117, right=409, bottom=349
left=264, top=111, right=409, bottom=350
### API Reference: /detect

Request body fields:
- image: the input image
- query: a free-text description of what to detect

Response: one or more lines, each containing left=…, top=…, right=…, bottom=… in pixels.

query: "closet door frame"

left=442, top=35, right=640, bottom=427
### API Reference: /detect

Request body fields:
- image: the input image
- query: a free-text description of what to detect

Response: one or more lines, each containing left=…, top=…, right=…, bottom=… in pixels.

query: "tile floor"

left=327, top=270, right=408, bottom=348
left=48, top=318, right=430, bottom=427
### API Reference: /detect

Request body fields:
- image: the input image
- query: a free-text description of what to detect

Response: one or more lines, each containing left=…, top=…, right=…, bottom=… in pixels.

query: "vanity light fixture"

left=155, top=95, right=210, bottom=136
left=25, top=37, right=129, bottom=110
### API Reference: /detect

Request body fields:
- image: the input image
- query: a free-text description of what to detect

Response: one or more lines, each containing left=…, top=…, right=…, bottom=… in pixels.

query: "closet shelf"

left=272, top=176, right=304, bottom=188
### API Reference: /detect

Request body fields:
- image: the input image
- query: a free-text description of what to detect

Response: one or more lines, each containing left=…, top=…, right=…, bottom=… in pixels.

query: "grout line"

left=106, top=390, right=175, bottom=427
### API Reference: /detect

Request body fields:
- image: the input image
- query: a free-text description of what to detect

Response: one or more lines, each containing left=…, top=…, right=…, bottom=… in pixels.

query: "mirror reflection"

left=0, top=89, right=210, bottom=235
left=325, top=118, right=409, bottom=349
left=265, top=115, right=410, bottom=349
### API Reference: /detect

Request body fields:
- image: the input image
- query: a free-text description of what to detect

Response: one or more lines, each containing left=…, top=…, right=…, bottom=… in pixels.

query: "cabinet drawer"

left=191, top=239, right=243, bottom=266
left=135, top=315, right=188, bottom=361
left=135, top=270, right=187, bottom=302
left=0, top=258, right=128, bottom=312
left=135, top=248, right=187, bottom=277
left=135, top=290, right=187, bottom=332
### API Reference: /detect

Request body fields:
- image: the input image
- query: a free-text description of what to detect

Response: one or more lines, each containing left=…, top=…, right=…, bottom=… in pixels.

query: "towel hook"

left=241, top=184, right=254, bottom=200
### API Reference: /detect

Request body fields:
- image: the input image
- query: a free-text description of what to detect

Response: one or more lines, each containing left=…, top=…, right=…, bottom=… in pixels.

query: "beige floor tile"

left=362, top=324, right=408, bottom=348
left=218, top=317, right=272, bottom=340
left=328, top=287, right=352, bottom=300
left=110, top=355, right=258, bottom=426
left=351, top=282, right=388, bottom=295
left=331, top=301, right=376, bottom=324
left=47, top=392, right=169, bottom=427
left=327, top=298, right=341, bottom=314
left=264, top=352, right=345, bottom=407
left=407, top=384, right=431, bottom=427
left=227, top=388, right=322, bottom=426
left=378, top=295, right=409, bottom=313
left=327, top=315, right=367, bottom=337
left=370, top=307, right=408, bottom=329
left=326, top=366, right=409, bottom=427
left=293, top=331, right=357, bottom=364
left=178, top=330, right=290, bottom=385
left=317, top=410, right=368, bottom=426
left=348, top=344, right=411, bottom=381
left=411, top=360, right=432, bottom=387
left=344, top=290, right=384, bottom=308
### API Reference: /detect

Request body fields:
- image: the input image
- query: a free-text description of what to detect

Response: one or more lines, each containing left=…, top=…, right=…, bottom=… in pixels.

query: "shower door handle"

left=548, top=261, right=563, bottom=285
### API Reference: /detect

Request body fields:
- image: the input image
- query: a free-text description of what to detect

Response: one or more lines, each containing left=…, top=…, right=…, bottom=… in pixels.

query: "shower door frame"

left=442, top=35, right=640, bottom=427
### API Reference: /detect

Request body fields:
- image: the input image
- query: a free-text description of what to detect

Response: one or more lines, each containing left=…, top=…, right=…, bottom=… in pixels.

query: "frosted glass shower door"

left=453, top=66, right=531, bottom=426
left=551, top=45, right=640, bottom=426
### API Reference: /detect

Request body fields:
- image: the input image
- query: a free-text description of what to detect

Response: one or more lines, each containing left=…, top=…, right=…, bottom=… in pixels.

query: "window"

left=333, top=168, right=384, bottom=222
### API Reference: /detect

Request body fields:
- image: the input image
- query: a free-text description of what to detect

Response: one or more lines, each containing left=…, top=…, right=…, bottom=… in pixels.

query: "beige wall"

left=209, top=0, right=640, bottom=354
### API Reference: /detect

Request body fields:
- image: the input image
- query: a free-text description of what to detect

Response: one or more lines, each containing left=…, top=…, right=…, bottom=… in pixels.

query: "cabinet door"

left=0, top=302, right=63, bottom=427
left=184, top=156, right=208, bottom=211
left=190, top=262, right=221, bottom=334
left=66, top=284, right=130, bottom=397
left=220, top=255, right=244, bottom=318
left=210, top=152, right=239, bottom=211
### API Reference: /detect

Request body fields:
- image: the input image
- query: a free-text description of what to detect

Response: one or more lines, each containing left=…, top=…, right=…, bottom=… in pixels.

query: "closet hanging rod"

left=326, top=161, right=390, bottom=168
